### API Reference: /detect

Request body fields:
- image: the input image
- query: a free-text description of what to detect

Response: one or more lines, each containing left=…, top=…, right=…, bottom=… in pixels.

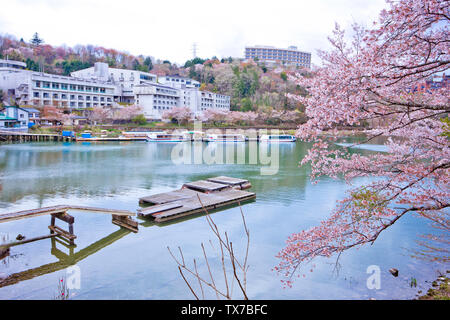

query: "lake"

left=0, top=139, right=446, bottom=299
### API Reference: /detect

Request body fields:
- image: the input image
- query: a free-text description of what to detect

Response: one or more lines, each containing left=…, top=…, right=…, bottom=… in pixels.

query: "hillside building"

left=244, top=45, right=311, bottom=68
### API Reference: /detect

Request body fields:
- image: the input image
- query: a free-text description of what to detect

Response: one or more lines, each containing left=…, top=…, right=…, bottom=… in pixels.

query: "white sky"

left=0, top=0, right=389, bottom=66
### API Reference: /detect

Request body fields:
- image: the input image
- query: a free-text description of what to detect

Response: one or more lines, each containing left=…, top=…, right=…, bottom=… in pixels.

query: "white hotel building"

left=0, top=60, right=230, bottom=120
left=0, top=59, right=117, bottom=109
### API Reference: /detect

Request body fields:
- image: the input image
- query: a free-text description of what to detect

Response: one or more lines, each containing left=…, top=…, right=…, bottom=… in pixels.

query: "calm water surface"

left=0, top=140, right=446, bottom=299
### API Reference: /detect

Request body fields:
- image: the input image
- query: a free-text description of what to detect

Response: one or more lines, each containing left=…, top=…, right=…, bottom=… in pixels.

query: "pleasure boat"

left=146, top=132, right=190, bottom=142
left=259, top=134, right=296, bottom=142
left=203, top=133, right=247, bottom=142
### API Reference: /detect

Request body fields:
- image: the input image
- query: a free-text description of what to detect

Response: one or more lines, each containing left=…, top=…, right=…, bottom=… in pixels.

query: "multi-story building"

left=134, top=83, right=180, bottom=119
left=0, top=60, right=118, bottom=110
left=71, top=62, right=157, bottom=104
left=158, top=75, right=200, bottom=89
left=0, top=59, right=230, bottom=121
left=244, top=45, right=311, bottom=68
left=135, top=85, right=230, bottom=120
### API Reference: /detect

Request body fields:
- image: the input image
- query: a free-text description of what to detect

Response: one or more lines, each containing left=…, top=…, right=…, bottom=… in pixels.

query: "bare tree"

left=168, top=195, right=250, bottom=300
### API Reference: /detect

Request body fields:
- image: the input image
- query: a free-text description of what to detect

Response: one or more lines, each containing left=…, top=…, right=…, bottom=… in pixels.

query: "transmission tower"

left=192, top=43, right=198, bottom=59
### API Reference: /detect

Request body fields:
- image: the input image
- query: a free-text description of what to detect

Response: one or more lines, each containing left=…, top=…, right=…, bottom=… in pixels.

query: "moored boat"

left=203, top=133, right=247, bottom=142
left=259, top=134, right=296, bottom=142
left=146, top=133, right=189, bottom=142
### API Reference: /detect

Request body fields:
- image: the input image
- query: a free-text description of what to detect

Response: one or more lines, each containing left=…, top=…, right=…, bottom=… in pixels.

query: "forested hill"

left=0, top=33, right=309, bottom=111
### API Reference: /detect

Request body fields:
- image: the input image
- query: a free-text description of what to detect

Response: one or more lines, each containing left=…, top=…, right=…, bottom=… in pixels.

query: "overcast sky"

left=0, top=0, right=389, bottom=66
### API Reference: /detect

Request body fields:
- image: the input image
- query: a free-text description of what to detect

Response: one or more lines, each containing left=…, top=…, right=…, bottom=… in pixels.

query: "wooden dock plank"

left=138, top=203, right=184, bottom=215
left=206, top=176, right=249, bottom=186
left=182, top=180, right=230, bottom=193
left=139, top=188, right=197, bottom=205
left=151, top=189, right=256, bottom=221
left=0, top=205, right=135, bottom=223
left=138, top=176, right=256, bottom=222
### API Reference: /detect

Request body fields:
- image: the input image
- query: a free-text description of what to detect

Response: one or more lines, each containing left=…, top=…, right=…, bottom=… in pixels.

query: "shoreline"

left=416, top=273, right=450, bottom=300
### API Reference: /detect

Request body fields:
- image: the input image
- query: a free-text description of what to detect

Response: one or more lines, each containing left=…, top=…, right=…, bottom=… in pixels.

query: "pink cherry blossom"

left=276, top=0, right=449, bottom=285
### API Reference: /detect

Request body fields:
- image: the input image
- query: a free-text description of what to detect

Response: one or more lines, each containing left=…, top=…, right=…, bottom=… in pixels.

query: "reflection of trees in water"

left=0, top=143, right=152, bottom=203
left=408, top=219, right=449, bottom=264
left=0, top=141, right=314, bottom=206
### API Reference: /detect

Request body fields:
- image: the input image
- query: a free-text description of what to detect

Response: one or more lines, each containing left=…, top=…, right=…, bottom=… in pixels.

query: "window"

left=33, top=92, right=39, bottom=98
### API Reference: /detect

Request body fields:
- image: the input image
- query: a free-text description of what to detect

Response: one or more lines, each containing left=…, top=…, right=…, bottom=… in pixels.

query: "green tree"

left=30, top=32, right=44, bottom=46
left=26, top=58, right=40, bottom=71
left=240, top=97, right=253, bottom=111
left=132, top=114, right=147, bottom=125
left=59, top=60, right=92, bottom=75
left=143, top=57, right=153, bottom=71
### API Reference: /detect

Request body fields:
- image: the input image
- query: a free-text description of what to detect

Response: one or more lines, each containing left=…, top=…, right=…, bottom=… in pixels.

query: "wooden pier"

left=75, top=136, right=147, bottom=142
left=0, top=130, right=74, bottom=143
left=0, top=176, right=254, bottom=249
left=138, top=176, right=256, bottom=222
left=0, top=205, right=137, bottom=247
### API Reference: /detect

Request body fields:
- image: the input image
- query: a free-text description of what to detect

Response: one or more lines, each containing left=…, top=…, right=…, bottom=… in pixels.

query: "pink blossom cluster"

left=276, top=0, right=449, bottom=284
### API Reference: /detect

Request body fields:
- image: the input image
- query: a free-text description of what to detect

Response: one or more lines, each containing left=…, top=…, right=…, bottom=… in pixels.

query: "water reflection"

left=0, top=228, right=131, bottom=289
left=0, top=140, right=445, bottom=299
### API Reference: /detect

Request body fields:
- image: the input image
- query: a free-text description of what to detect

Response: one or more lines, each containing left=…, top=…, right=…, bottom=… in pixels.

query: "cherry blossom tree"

left=90, top=106, right=111, bottom=124
left=201, top=109, right=229, bottom=125
left=276, top=0, right=449, bottom=286
left=162, top=106, right=193, bottom=125
left=112, top=105, right=143, bottom=122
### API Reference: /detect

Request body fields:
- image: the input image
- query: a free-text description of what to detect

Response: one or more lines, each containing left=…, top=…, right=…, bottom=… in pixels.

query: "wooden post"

left=49, top=212, right=76, bottom=245
left=50, top=215, right=56, bottom=234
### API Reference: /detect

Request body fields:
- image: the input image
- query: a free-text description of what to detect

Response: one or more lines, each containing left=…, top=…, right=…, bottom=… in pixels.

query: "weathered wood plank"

left=48, top=225, right=77, bottom=240
left=182, top=180, right=230, bottom=193
left=207, top=176, right=249, bottom=186
left=138, top=203, right=184, bottom=215
left=1, top=233, right=58, bottom=248
left=139, top=188, right=197, bottom=205
left=0, top=205, right=135, bottom=223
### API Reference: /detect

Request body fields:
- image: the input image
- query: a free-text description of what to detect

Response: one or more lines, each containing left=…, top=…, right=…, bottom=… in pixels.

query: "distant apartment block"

left=244, top=45, right=311, bottom=68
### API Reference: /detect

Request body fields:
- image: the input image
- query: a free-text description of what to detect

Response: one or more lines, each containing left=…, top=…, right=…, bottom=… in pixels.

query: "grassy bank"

left=417, top=273, right=450, bottom=300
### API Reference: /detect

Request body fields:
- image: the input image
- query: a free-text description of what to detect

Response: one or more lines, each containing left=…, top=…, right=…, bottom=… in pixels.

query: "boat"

left=203, top=133, right=247, bottom=142
left=259, top=134, right=296, bottom=142
left=181, top=130, right=205, bottom=141
left=122, top=131, right=165, bottom=139
left=146, top=132, right=190, bottom=142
